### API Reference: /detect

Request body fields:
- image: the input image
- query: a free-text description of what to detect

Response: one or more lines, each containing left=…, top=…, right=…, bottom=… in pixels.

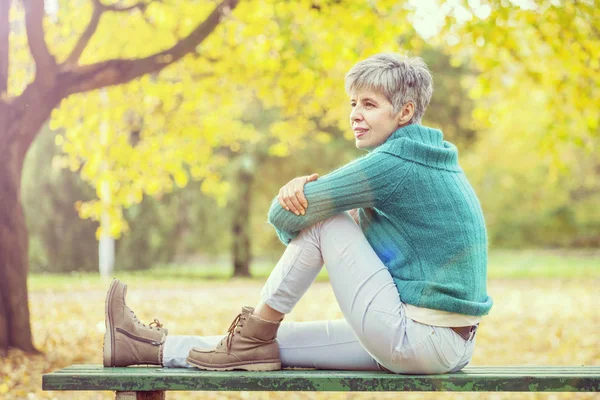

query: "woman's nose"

left=350, top=107, right=363, bottom=122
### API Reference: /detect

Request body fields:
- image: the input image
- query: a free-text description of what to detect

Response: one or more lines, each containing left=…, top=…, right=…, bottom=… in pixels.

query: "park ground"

left=1, top=249, right=599, bottom=399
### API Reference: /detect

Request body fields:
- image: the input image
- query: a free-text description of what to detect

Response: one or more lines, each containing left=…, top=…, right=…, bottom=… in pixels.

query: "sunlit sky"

left=409, top=0, right=538, bottom=39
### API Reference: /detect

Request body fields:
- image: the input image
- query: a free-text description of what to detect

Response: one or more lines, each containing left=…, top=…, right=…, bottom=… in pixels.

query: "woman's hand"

left=278, top=173, right=319, bottom=215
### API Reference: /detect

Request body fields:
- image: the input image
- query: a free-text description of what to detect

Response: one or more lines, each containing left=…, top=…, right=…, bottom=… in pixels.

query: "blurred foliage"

left=9, top=0, right=420, bottom=239
left=23, top=45, right=484, bottom=272
left=433, top=0, right=600, bottom=246
left=434, top=0, right=599, bottom=151
left=22, top=125, right=231, bottom=272
left=22, top=119, right=358, bottom=272
left=2, top=275, right=599, bottom=398
left=22, top=125, right=99, bottom=273
left=421, top=45, right=478, bottom=149
left=12, top=0, right=600, bottom=273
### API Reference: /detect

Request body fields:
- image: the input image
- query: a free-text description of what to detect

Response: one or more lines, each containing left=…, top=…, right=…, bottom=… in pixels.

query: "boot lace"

left=149, top=319, right=163, bottom=329
left=130, top=309, right=163, bottom=331
left=224, top=313, right=245, bottom=353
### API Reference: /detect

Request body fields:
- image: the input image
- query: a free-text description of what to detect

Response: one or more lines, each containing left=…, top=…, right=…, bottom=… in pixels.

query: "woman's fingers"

left=295, top=174, right=317, bottom=211
left=279, top=174, right=319, bottom=215
left=278, top=188, right=288, bottom=211
left=293, top=178, right=310, bottom=212
left=279, top=186, right=299, bottom=213
left=306, top=173, right=319, bottom=182
left=296, top=185, right=308, bottom=209
left=282, top=188, right=298, bottom=214
left=284, top=187, right=305, bottom=215
left=293, top=186, right=308, bottom=214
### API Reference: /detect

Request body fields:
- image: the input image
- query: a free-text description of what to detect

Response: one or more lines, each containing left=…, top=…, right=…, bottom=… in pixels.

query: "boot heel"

left=244, top=362, right=282, bottom=371
left=102, top=331, right=112, bottom=367
left=103, top=279, right=118, bottom=367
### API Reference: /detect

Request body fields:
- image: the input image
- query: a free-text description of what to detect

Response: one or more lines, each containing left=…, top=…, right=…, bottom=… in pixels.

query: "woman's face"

left=350, top=89, right=400, bottom=150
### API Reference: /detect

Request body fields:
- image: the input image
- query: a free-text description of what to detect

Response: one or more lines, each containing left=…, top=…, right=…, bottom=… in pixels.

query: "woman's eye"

left=365, top=103, right=374, bottom=108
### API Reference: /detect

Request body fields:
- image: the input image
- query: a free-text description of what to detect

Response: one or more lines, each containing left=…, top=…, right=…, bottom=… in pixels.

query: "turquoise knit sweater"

left=267, top=124, right=493, bottom=316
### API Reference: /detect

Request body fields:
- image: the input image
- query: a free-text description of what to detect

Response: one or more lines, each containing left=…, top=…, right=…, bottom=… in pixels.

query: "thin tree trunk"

left=231, top=156, right=255, bottom=277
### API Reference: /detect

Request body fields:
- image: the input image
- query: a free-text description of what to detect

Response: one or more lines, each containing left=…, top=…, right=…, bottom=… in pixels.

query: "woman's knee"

left=320, top=212, right=361, bottom=233
left=297, top=212, right=358, bottom=244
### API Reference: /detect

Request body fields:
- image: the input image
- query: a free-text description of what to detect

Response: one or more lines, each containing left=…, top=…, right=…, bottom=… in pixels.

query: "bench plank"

left=43, top=365, right=600, bottom=392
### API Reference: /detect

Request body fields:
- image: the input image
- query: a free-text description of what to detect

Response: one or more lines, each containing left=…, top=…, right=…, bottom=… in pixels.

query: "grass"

left=28, top=248, right=600, bottom=292
left=486, top=248, right=600, bottom=278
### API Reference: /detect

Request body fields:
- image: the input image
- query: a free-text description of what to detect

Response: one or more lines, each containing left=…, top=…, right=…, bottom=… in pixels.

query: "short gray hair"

left=344, top=53, right=433, bottom=125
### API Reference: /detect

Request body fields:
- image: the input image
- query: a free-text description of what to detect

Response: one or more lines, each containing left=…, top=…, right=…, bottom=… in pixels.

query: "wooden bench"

left=43, top=365, right=600, bottom=399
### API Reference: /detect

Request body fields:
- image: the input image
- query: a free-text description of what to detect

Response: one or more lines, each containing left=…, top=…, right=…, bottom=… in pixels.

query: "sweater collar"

left=374, top=124, right=461, bottom=171
left=386, top=124, right=444, bottom=146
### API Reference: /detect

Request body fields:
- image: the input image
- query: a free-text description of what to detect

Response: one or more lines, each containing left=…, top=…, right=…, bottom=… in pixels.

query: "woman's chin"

left=355, top=139, right=368, bottom=149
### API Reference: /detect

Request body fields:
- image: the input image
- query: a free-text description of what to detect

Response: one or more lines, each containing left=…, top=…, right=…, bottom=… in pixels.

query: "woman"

left=103, top=53, right=492, bottom=374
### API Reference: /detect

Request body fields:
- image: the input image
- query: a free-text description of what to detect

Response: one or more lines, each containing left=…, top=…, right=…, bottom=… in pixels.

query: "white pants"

left=163, top=213, right=476, bottom=374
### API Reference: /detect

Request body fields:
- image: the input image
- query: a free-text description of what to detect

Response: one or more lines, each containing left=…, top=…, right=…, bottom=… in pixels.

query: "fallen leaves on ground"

left=2, top=278, right=599, bottom=400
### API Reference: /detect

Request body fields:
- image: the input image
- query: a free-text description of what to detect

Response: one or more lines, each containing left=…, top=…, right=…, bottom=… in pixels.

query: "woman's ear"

left=397, top=102, right=415, bottom=125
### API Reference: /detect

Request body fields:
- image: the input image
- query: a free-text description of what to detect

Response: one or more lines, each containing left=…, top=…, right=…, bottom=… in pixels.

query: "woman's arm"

left=267, top=151, right=409, bottom=244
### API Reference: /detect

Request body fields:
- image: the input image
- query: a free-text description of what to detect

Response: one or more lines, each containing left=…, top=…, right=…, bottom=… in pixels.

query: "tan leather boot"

left=186, top=306, right=282, bottom=371
left=103, top=278, right=168, bottom=367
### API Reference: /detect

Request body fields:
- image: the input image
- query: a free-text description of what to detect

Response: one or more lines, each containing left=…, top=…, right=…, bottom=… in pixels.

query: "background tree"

left=0, top=0, right=240, bottom=354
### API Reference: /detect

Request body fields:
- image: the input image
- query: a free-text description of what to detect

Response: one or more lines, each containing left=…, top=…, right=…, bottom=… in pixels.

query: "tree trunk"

left=231, top=156, right=255, bottom=278
left=0, top=82, right=58, bottom=354
left=0, top=136, right=36, bottom=355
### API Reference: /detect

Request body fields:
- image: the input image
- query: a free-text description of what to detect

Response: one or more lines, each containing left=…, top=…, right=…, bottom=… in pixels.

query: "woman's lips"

left=354, top=129, right=368, bottom=139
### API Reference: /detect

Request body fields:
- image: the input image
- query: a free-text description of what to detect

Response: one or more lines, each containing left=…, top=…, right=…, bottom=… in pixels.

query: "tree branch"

left=60, top=0, right=240, bottom=96
left=24, top=0, right=57, bottom=82
left=63, top=1, right=103, bottom=66
left=0, top=0, right=10, bottom=96
left=570, top=186, right=600, bottom=202
left=100, top=0, right=154, bottom=12
left=65, top=1, right=159, bottom=67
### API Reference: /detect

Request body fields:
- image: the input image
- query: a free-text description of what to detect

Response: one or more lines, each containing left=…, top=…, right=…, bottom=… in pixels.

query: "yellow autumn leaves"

left=29, top=0, right=415, bottom=239
left=7, top=0, right=599, bottom=241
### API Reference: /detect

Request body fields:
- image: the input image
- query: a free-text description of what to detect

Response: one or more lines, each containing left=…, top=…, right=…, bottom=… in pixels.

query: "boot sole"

left=185, top=356, right=281, bottom=371
left=103, top=278, right=118, bottom=367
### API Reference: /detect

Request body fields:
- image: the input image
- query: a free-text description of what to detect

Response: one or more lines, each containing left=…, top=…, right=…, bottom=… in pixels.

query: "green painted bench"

left=43, top=365, right=600, bottom=399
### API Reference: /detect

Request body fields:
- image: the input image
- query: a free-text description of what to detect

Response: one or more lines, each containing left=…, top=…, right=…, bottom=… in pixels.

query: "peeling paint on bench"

left=42, top=365, right=600, bottom=395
